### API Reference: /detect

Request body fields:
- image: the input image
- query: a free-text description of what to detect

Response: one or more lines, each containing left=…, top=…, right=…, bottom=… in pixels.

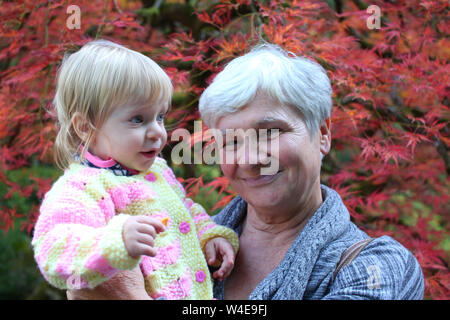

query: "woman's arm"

left=67, top=266, right=151, bottom=300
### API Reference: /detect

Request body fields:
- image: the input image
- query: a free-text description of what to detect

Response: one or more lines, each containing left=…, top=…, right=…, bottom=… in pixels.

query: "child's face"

left=89, top=101, right=168, bottom=172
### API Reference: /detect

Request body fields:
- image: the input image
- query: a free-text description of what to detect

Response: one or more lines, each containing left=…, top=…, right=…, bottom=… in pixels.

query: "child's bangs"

left=111, top=52, right=173, bottom=110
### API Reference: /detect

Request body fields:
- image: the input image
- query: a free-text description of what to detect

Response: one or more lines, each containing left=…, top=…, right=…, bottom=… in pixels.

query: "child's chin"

left=140, top=160, right=156, bottom=171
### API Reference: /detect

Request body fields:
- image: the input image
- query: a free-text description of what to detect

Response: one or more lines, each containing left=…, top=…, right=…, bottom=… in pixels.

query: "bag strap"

left=332, top=238, right=374, bottom=282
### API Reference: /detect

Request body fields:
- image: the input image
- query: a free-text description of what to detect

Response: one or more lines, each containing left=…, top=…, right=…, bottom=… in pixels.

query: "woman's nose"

left=236, top=140, right=270, bottom=169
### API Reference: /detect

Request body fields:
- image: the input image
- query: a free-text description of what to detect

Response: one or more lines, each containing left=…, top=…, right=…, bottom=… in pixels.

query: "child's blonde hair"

left=52, top=39, right=173, bottom=169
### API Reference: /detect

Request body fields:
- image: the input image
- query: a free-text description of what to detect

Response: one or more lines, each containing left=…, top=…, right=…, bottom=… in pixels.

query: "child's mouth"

left=140, top=150, right=157, bottom=158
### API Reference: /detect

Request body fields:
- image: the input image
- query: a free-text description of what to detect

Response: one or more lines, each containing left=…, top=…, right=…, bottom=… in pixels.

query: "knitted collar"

left=212, top=184, right=351, bottom=300
left=78, top=150, right=140, bottom=176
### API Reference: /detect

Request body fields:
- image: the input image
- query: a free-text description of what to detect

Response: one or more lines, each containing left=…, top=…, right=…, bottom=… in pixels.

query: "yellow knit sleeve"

left=99, top=213, right=141, bottom=271
left=188, top=200, right=239, bottom=255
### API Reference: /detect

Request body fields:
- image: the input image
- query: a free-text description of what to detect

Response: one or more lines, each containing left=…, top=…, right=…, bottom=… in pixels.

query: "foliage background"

left=0, top=0, right=448, bottom=299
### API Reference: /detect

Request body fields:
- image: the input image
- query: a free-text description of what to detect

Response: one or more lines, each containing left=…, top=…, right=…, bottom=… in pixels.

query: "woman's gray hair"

left=199, top=43, right=332, bottom=136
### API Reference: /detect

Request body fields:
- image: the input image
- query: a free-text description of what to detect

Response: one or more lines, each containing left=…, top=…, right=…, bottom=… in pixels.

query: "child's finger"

left=215, top=246, right=235, bottom=279
left=212, top=259, right=228, bottom=280
left=137, top=233, right=155, bottom=248
left=221, top=259, right=234, bottom=279
left=205, top=242, right=217, bottom=266
left=221, top=243, right=235, bottom=264
left=151, top=220, right=166, bottom=233
left=213, top=263, right=230, bottom=281
left=217, top=254, right=232, bottom=273
left=139, top=216, right=166, bottom=233
left=137, top=224, right=157, bottom=238
left=138, top=243, right=158, bottom=257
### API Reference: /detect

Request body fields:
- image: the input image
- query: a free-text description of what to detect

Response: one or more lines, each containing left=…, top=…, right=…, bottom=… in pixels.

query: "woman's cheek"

left=220, top=163, right=235, bottom=180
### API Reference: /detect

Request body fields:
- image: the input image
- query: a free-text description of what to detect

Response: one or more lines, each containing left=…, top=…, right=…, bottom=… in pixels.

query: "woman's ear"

left=72, top=112, right=91, bottom=142
left=319, top=118, right=331, bottom=158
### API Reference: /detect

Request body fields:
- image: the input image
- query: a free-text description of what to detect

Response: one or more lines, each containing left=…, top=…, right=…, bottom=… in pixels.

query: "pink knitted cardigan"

left=32, top=156, right=239, bottom=300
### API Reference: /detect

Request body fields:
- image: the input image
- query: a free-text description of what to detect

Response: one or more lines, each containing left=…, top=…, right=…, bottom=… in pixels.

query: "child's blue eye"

left=157, top=113, right=165, bottom=122
left=130, top=115, right=144, bottom=124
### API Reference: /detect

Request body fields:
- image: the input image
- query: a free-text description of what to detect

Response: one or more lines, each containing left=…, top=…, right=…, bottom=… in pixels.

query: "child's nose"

left=146, top=123, right=165, bottom=141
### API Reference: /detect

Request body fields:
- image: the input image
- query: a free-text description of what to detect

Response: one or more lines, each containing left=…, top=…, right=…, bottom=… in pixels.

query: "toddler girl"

left=32, top=40, right=239, bottom=300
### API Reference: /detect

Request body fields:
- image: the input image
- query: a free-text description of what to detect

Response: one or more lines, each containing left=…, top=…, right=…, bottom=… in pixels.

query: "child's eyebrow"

left=124, top=103, right=166, bottom=116
left=163, top=104, right=171, bottom=113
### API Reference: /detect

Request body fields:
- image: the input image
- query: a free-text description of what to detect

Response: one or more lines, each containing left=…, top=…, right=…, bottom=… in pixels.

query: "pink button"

left=179, top=221, right=190, bottom=234
left=145, top=173, right=157, bottom=182
left=195, top=270, right=206, bottom=283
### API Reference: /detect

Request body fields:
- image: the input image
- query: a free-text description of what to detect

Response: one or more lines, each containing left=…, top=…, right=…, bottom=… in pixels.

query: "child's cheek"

left=161, top=130, right=168, bottom=148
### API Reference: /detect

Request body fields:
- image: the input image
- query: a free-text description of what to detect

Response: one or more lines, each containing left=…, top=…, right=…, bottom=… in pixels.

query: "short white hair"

left=199, top=43, right=332, bottom=135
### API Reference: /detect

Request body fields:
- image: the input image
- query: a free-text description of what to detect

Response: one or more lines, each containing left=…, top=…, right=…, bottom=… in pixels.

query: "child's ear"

left=73, top=112, right=91, bottom=142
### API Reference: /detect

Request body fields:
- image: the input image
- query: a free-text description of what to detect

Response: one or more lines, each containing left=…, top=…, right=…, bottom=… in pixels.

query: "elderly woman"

left=68, top=43, right=424, bottom=300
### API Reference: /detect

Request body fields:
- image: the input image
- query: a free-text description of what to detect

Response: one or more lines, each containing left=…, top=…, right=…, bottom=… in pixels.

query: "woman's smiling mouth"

left=242, top=170, right=283, bottom=187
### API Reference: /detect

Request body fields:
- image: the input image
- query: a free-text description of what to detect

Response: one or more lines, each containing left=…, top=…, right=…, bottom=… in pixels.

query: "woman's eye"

left=130, top=115, right=144, bottom=124
left=224, top=139, right=239, bottom=150
left=267, top=128, right=281, bottom=139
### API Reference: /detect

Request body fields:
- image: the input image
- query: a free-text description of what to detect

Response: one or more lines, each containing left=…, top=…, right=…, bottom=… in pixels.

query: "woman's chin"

left=239, top=176, right=287, bottom=208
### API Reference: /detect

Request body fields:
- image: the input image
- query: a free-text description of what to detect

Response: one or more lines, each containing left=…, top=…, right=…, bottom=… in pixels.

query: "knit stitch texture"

left=32, top=157, right=239, bottom=300
left=212, top=185, right=424, bottom=300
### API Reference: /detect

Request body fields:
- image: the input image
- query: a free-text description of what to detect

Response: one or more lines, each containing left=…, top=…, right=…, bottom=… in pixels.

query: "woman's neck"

left=244, top=188, right=323, bottom=245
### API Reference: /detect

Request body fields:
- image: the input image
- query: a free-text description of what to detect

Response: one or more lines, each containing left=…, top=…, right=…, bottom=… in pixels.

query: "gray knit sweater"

left=212, top=185, right=424, bottom=300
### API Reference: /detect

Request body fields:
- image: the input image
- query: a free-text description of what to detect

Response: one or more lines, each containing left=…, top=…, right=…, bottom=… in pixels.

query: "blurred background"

left=0, top=0, right=448, bottom=299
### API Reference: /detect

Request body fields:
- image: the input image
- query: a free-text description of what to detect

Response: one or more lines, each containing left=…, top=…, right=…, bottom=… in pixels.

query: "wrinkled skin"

left=66, top=266, right=150, bottom=300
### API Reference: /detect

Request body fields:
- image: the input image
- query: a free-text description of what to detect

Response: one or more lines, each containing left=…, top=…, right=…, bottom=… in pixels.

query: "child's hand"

left=122, top=216, right=166, bottom=258
left=204, top=237, right=235, bottom=281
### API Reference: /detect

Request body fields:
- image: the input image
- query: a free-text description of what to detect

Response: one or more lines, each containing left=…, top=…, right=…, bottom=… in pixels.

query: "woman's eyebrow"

left=255, top=117, right=287, bottom=127
left=218, top=117, right=287, bottom=135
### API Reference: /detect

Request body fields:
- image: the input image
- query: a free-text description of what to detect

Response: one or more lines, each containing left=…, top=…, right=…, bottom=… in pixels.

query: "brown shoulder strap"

left=332, top=238, right=374, bottom=281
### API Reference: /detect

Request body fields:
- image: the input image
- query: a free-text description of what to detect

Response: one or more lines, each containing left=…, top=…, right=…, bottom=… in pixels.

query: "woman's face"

left=216, top=91, right=331, bottom=217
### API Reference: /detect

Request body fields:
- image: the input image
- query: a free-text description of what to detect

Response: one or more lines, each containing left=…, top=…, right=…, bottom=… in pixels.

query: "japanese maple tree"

left=0, top=0, right=448, bottom=299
